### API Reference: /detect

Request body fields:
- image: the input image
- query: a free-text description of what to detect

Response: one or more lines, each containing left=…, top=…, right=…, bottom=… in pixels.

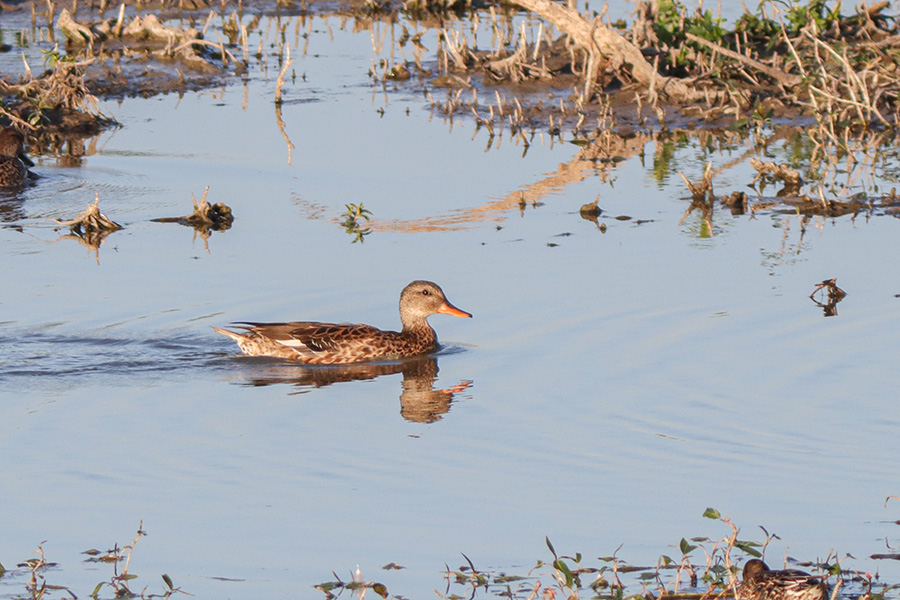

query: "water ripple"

left=0, top=328, right=226, bottom=388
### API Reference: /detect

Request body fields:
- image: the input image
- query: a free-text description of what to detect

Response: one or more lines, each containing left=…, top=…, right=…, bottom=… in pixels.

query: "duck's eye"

left=422, top=289, right=431, bottom=295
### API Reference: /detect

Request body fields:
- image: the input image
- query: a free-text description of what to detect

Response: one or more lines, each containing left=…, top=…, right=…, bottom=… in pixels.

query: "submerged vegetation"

left=316, top=508, right=886, bottom=600
left=340, top=202, right=373, bottom=243
left=6, top=522, right=185, bottom=600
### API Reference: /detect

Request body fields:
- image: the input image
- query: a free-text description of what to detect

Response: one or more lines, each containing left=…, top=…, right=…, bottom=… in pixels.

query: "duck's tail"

left=211, top=325, right=246, bottom=344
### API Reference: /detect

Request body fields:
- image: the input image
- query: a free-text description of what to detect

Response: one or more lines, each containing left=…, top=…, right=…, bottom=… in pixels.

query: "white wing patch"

left=275, top=339, right=307, bottom=348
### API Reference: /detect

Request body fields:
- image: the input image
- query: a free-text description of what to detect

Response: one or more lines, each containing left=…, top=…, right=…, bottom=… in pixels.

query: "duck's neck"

left=401, top=318, right=437, bottom=344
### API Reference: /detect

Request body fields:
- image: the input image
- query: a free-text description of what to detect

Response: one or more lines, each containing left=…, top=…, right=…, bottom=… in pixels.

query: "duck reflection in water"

left=236, top=354, right=471, bottom=423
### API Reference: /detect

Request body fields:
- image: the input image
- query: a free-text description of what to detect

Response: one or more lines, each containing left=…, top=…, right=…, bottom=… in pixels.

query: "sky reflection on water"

left=2, top=3, right=900, bottom=600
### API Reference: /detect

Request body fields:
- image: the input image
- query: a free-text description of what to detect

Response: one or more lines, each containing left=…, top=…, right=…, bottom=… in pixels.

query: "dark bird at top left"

left=0, top=128, right=35, bottom=188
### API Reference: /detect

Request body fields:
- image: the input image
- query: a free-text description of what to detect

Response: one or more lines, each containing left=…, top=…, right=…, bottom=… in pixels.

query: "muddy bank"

left=5, top=0, right=899, bottom=136
left=1, top=0, right=898, bottom=178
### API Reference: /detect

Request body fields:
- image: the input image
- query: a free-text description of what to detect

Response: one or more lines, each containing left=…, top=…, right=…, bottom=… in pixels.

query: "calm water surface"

left=2, top=3, right=900, bottom=599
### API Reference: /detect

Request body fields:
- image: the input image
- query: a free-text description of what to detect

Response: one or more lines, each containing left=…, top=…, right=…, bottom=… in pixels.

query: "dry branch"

left=683, top=32, right=802, bottom=88
left=507, top=0, right=728, bottom=104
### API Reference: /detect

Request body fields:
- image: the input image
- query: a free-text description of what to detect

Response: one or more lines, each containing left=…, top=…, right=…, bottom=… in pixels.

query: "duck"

left=213, top=280, right=472, bottom=364
left=0, top=128, right=34, bottom=188
left=737, top=559, right=828, bottom=600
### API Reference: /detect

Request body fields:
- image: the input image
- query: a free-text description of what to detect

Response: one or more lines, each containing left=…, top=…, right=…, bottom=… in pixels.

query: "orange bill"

left=437, top=301, right=472, bottom=318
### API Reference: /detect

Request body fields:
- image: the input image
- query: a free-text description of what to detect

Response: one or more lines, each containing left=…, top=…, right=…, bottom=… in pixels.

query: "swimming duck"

left=213, top=280, right=472, bottom=364
left=737, top=559, right=828, bottom=600
left=0, top=128, right=33, bottom=188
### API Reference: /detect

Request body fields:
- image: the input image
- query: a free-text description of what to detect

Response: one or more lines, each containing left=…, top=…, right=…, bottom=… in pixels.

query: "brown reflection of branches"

left=240, top=355, right=471, bottom=423
left=366, top=131, right=652, bottom=233
left=274, top=42, right=296, bottom=165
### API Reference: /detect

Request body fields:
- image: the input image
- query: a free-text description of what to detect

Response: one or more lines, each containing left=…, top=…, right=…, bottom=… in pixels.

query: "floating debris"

left=153, top=187, right=233, bottom=232
left=55, top=193, right=121, bottom=237
left=679, top=163, right=715, bottom=236
left=722, top=191, right=749, bottom=215
left=810, top=278, right=847, bottom=317
left=152, top=186, right=233, bottom=251
left=579, top=197, right=604, bottom=230
left=579, top=196, right=602, bottom=218
left=385, top=63, right=411, bottom=81
left=54, top=193, right=121, bottom=261
left=750, top=158, right=803, bottom=195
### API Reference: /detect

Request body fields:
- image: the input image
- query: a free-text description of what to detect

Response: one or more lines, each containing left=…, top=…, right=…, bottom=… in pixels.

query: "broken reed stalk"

left=119, top=522, right=145, bottom=583
left=275, top=41, right=293, bottom=104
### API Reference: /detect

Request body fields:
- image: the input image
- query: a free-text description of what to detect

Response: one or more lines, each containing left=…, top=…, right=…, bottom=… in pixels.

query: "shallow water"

left=3, top=2, right=900, bottom=599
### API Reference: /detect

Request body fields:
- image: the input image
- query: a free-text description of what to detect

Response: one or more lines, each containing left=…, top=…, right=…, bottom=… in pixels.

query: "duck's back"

left=0, top=156, right=26, bottom=188
left=738, top=569, right=828, bottom=600
left=223, top=321, right=437, bottom=364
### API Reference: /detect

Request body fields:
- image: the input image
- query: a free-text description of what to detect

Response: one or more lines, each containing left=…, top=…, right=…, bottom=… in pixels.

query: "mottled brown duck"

left=0, top=128, right=34, bottom=188
left=213, top=280, right=472, bottom=364
left=737, top=560, right=828, bottom=600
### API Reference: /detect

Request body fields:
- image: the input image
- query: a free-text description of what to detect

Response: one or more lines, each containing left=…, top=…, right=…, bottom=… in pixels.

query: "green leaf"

left=162, top=574, right=174, bottom=590
left=553, top=559, right=574, bottom=588
left=121, top=573, right=139, bottom=580
left=679, top=538, right=697, bottom=555
left=545, top=537, right=557, bottom=559
left=734, top=541, right=762, bottom=557
left=91, top=582, right=105, bottom=599
left=702, top=508, right=721, bottom=519
left=371, top=583, right=389, bottom=598
left=315, top=582, right=339, bottom=591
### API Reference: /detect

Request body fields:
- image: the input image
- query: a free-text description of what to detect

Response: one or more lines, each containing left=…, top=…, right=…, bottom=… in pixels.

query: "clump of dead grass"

left=54, top=193, right=122, bottom=261
left=0, top=52, right=114, bottom=134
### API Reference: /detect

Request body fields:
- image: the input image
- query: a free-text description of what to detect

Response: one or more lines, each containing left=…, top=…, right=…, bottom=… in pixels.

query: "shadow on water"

left=226, top=351, right=472, bottom=423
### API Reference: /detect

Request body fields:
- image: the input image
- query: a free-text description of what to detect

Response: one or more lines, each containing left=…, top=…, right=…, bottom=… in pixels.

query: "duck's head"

left=0, top=128, right=33, bottom=166
left=743, top=559, right=770, bottom=581
left=400, top=280, right=472, bottom=322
